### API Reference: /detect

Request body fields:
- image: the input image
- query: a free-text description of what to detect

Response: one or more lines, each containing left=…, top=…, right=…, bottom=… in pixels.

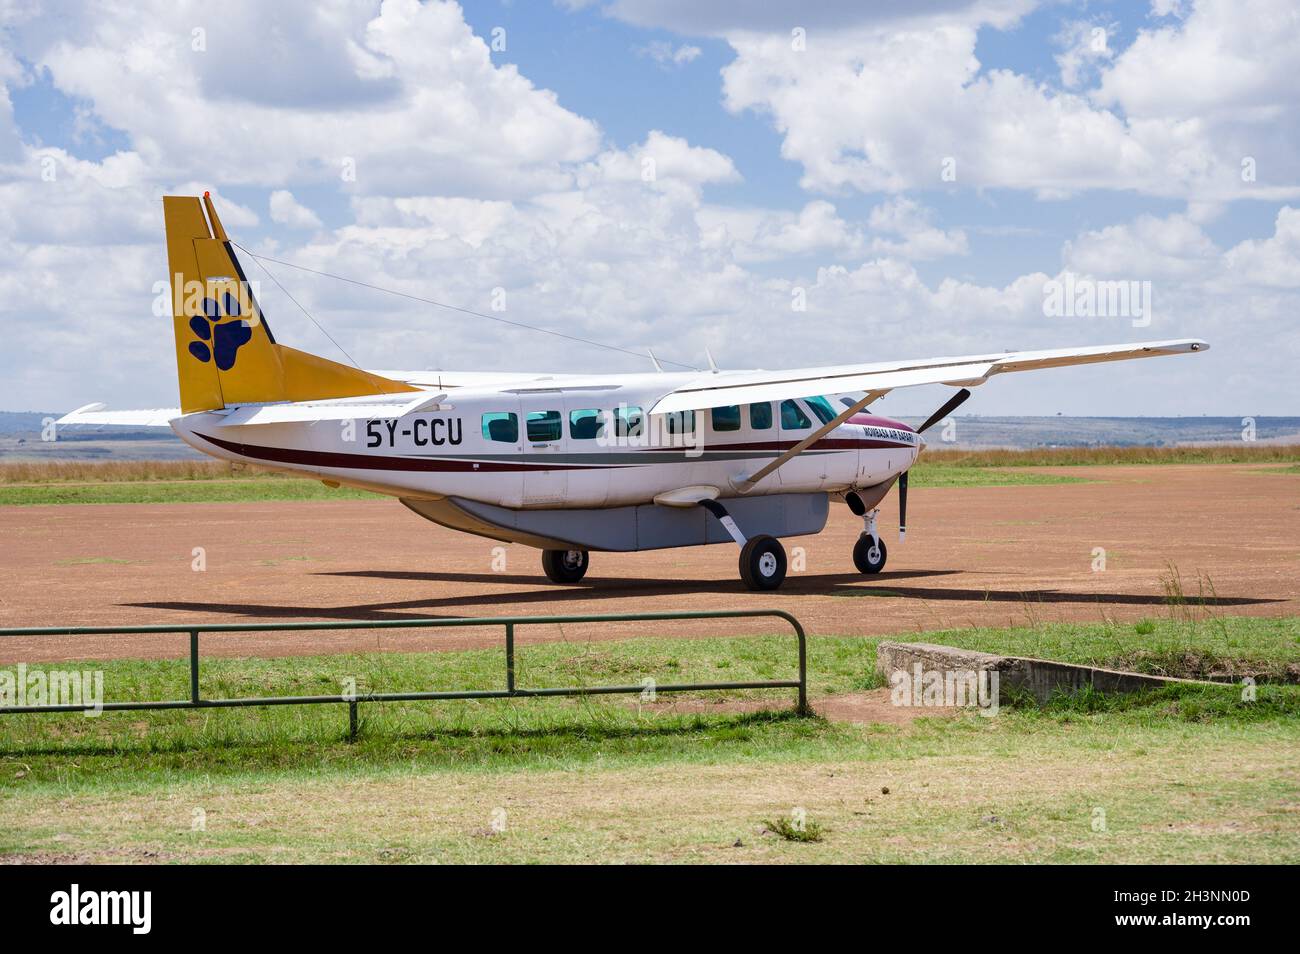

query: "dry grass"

left=3, top=737, right=1295, bottom=864
left=0, top=459, right=278, bottom=484
left=921, top=444, right=1300, bottom=467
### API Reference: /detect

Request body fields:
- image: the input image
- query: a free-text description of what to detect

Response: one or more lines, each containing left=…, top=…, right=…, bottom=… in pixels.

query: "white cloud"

left=698, top=200, right=861, bottom=263
left=580, top=130, right=739, bottom=191
left=1063, top=214, right=1218, bottom=278
left=1221, top=206, right=1300, bottom=288
left=269, top=190, right=323, bottom=230
left=593, top=0, right=1033, bottom=34
left=21, top=0, right=600, bottom=196
left=866, top=197, right=968, bottom=260
left=1053, top=20, right=1116, bottom=89
left=691, top=0, right=1300, bottom=201
left=636, top=41, right=702, bottom=69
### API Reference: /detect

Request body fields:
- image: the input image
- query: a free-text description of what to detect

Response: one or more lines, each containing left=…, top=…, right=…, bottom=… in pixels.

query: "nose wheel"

left=542, top=548, right=589, bottom=584
left=853, top=507, right=887, bottom=574
left=853, top=533, right=887, bottom=574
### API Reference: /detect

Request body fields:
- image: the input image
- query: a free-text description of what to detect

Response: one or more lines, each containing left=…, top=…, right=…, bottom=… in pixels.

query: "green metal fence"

left=0, top=610, right=809, bottom=739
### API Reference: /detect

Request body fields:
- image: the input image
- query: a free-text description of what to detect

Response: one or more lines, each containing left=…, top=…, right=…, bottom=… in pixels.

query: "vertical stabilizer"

left=164, top=193, right=416, bottom=413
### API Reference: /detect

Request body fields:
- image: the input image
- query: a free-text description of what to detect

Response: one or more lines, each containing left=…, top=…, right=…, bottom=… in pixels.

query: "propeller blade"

left=917, top=388, right=971, bottom=435
left=898, top=470, right=908, bottom=542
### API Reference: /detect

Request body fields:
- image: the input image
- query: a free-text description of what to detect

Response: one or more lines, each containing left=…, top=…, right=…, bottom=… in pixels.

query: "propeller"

left=898, top=470, right=908, bottom=542
left=916, top=387, right=972, bottom=436
left=898, top=388, right=972, bottom=542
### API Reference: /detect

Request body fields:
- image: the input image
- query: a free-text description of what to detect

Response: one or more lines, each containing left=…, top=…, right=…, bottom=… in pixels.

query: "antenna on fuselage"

left=648, top=349, right=665, bottom=372
left=705, top=347, right=720, bottom=373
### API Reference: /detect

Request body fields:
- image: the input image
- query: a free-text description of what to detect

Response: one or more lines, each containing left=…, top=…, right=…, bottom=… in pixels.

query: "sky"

left=1, top=0, right=1298, bottom=415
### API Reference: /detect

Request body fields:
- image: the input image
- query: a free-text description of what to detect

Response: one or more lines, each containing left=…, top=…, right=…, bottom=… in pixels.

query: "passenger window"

left=615, top=405, right=644, bottom=438
left=526, top=410, right=562, bottom=442
left=749, top=402, right=772, bottom=430
left=664, top=410, right=695, bottom=435
left=781, top=399, right=811, bottom=430
left=569, top=408, right=605, bottom=440
left=481, top=412, right=518, bottom=443
left=805, top=395, right=837, bottom=425
left=711, top=405, right=741, bottom=432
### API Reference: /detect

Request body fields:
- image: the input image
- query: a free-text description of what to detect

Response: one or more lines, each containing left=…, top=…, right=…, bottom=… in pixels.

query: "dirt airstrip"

left=0, top=464, right=1296, bottom=663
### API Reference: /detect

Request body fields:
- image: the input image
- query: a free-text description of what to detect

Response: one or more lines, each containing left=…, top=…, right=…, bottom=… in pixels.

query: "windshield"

left=804, top=395, right=838, bottom=426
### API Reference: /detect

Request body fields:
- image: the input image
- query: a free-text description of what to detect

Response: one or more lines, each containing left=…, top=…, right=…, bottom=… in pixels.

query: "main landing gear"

left=700, top=499, right=789, bottom=591
left=542, top=548, right=589, bottom=584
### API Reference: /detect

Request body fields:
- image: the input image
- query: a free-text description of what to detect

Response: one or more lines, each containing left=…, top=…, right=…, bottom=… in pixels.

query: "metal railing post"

left=793, top=617, right=809, bottom=716
left=505, top=622, right=516, bottom=693
left=189, top=630, right=200, bottom=704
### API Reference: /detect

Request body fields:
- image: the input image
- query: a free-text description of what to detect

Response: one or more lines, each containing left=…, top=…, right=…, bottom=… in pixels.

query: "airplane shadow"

left=124, top=568, right=1280, bottom=623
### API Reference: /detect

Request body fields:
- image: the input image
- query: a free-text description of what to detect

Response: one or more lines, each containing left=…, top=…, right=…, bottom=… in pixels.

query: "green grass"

left=0, top=616, right=1295, bottom=862
left=0, top=616, right=1293, bottom=786
left=908, top=464, right=1088, bottom=488
left=0, top=477, right=375, bottom=505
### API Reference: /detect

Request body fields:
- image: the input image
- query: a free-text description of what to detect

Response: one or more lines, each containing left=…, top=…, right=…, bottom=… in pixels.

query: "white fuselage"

left=172, top=372, right=922, bottom=510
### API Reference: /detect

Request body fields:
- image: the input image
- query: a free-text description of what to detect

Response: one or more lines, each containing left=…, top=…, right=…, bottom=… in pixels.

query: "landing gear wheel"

left=853, top=533, right=887, bottom=574
left=542, top=548, right=589, bottom=584
left=739, top=535, right=787, bottom=591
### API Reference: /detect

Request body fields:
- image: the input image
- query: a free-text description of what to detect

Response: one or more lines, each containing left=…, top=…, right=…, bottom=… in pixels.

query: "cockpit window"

left=805, top=395, right=838, bottom=426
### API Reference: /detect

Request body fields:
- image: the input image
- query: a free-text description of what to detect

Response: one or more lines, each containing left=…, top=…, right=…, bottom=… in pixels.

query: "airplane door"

left=777, top=398, right=826, bottom=490
left=521, top=401, right=569, bottom=506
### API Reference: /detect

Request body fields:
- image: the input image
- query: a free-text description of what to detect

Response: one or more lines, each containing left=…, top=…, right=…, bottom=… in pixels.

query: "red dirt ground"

left=0, top=464, right=1296, bottom=663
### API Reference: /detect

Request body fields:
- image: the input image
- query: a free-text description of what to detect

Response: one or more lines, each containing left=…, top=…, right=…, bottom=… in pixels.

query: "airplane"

left=59, top=194, right=1209, bottom=590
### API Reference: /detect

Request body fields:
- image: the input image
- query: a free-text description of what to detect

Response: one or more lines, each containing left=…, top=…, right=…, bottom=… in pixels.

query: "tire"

left=853, top=533, right=887, bottom=574
left=739, top=535, right=787, bottom=591
left=542, top=548, right=589, bottom=584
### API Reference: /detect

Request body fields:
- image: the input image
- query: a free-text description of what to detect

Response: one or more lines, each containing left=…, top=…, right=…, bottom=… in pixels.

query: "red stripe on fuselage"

left=194, top=432, right=611, bottom=472
left=193, top=432, right=913, bottom=474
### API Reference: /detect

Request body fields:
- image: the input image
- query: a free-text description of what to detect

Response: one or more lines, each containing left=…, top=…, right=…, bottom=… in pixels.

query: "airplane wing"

left=647, top=339, right=1208, bottom=414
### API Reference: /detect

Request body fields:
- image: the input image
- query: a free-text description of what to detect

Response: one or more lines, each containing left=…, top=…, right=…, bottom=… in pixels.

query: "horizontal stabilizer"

left=211, top=392, right=450, bottom=427
left=56, top=404, right=180, bottom=428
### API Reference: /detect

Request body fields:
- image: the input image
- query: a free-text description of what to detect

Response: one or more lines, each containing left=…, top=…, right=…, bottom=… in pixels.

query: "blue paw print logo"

left=188, top=292, right=252, bottom=371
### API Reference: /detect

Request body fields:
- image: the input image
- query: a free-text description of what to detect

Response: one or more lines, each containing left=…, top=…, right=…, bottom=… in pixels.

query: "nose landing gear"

left=853, top=508, right=888, bottom=574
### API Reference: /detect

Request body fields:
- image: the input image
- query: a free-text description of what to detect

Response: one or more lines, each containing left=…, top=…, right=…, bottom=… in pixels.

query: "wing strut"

left=731, top=390, right=889, bottom=493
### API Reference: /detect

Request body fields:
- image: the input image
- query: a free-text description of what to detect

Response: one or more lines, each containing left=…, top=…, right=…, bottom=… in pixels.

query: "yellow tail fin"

left=165, top=194, right=417, bottom=413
